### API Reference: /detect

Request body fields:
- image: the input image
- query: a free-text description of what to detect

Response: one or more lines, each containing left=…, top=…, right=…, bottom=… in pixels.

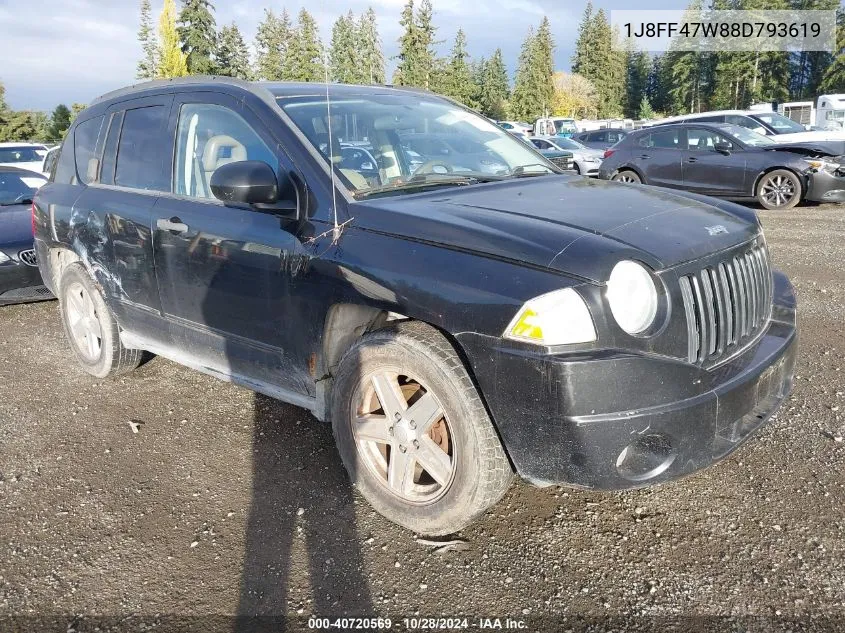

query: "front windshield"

left=0, top=147, right=42, bottom=163
left=0, top=170, right=45, bottom=205
left=753, top=112, right=806, bottom=134
left=280, top=94, right=557, bottom=197
left=554, top=120, right=577, bottom=134
left=721, top=124, right=775, bottom=147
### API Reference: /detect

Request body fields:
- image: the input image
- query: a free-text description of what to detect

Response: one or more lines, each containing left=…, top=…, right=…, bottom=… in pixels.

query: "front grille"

left=18, top=249, right=37, bottom=267
left=679, top=242, right=772, bottom=365
left=551, top=156, right=572, bottom=170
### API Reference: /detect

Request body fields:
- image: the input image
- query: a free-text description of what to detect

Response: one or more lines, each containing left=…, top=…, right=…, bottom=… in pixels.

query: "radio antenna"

left=323, top=50, right=341, bottom=241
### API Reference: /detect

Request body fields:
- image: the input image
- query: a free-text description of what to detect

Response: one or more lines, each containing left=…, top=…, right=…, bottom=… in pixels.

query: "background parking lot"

left=1, top=204, right=843, bottom=631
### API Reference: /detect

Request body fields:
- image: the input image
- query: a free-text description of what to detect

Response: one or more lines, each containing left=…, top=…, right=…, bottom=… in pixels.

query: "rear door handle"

left=639, top=154, right=651, bottom=159
left=157, top=217, right=189, bottom=234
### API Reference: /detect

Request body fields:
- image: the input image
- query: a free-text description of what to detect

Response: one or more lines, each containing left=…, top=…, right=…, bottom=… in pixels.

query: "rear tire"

left=59, top=263, right=142, bottom=379
left=612, top=169, right=641, bottom=184
left=331, top=321, right=513, bottom=535
left=756, top=169, right=802, bottom=210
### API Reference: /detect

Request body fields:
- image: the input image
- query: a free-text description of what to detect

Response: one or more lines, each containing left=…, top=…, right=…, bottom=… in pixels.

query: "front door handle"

left=687, top=157, right=698, bottom=163
left=639, top=154, right=651, bottom=159
left=157, top=217, right=189, bottom=234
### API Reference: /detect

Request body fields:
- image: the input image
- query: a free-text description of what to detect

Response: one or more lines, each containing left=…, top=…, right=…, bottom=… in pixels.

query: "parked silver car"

left=529, top=137, right=603, bottom=176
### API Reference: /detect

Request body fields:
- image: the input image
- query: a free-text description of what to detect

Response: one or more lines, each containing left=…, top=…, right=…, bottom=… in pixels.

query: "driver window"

left=174, top=103, right=277, bottom=199
left=686, top=128, right=728, bottom=151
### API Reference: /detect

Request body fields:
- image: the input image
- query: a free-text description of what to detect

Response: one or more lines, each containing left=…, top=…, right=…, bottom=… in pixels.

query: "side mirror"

left=210, top=160, right=278, bottom=205
left=714, top=141, right=733, bottom=154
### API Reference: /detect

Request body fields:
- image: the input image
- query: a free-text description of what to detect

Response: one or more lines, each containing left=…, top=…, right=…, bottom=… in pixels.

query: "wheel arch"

left=751, top=166, right=806, bottom=200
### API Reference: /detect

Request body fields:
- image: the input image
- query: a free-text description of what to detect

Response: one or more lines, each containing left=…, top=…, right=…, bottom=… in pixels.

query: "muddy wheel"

left=331, top=321, right=513, bottom=535
left=612, top=169, right=641, bottom=184
left=756, top=169, right=802, bottom=210
left=59, top=263, right=141, bottom=379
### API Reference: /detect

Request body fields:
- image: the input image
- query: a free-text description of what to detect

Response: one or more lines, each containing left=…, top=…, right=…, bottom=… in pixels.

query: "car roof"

left=0, top=142, right=47, bottom=148
left=630, top=122, right=737, bottom=133
left=0, top=165, right=47, bottom=178
left=650, top=110, right=762, bottom=125
left=92, top=76, right=434, bottom=108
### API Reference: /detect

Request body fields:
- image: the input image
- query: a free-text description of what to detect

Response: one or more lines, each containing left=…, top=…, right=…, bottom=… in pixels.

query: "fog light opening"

left=616, top=432, right=677, bottom=482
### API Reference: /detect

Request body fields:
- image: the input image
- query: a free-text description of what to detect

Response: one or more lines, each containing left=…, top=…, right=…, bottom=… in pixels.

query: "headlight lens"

left=804, top=158, right=840, bottom=173
left=606, top=260, right=658, bottom=335
left=504, top=288, right=596, bottom=345
left=0, top=251, right=9, bottom=264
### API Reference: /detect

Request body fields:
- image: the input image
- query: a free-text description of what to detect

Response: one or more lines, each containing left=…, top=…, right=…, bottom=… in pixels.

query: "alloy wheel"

left=351, top=371, right=455, bottom=504
left=65, top=281, right=103, bottom=361
left=761, top=174, right=797, bottom=208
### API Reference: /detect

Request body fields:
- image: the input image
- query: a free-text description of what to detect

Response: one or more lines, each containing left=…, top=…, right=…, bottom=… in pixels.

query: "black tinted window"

left=74, top=116, right=104, bottom=185
left=115, top=106, right=169, bottom=191
left=100, top=112, right=123, bottom=186
left=640, top=129, right=681, bottom=149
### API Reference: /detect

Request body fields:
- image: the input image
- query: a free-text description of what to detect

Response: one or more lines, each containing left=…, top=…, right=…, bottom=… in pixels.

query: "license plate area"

left=715, top=357, right=786, bottom=444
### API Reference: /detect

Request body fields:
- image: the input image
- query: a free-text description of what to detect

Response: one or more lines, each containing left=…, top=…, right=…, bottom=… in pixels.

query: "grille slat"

left=18, top=249, right=37, bottom=267
left=681, top=242, right=771, bottom=365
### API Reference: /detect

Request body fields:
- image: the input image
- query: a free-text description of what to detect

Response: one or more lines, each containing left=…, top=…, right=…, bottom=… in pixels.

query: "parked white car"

left=645, top=110, right=845, bottom=143
left=529, top=136, right=603, bottom=176
left=497, top=120, right=533, bottom=136
left=0, top=143, right=49, bottom=173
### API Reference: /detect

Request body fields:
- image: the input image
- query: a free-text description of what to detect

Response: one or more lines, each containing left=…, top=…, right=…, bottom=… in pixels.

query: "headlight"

left=504, top=288, right=596, bottom=345
left=0, top=251, right=10, bottom=264
left=606, top=261, right=658, bottom=335
left=804, top=158, right=840, bottom=173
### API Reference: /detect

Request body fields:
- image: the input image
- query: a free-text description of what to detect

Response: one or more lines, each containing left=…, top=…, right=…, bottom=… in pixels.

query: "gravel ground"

left=0, top=204, right=843, bottom=633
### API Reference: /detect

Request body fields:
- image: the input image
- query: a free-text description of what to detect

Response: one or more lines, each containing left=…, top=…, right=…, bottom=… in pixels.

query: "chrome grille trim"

left=18, top=249, right=37, bottom=267
left=679, top=243, right=772, bottom=366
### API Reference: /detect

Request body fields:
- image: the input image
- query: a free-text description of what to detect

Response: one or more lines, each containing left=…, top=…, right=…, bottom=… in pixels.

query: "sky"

left=0, top=0, right=676, bottom=112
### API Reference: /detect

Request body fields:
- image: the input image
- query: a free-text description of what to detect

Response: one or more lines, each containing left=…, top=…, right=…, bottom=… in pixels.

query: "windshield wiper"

left=354, top=174, right=501, bottom=199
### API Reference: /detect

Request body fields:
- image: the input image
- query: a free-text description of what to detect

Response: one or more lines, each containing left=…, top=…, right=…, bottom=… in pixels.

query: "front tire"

left=612, top=169, right=641, bottom=184
left=59, top=263, right=141, bottom=379
left=331, top=321, right=513, bottom=535
left=756, top=169, right=802, bottom=210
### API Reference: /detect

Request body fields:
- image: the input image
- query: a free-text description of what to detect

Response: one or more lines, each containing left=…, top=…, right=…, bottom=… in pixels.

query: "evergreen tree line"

left=571, top=0, right=845, bottom=120
left=0, top=83, right=86, bottom=143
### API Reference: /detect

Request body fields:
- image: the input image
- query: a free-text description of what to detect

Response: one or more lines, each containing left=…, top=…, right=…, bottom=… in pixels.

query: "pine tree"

left=283, top=9, right=323, bottom=82
left=158, top=0, right=188, bottom=78
left=47, top=104, right=71, bottom=140
left=638, top=96, right=655, bottom=119
left=330, top=11, right=358, bottom=84
left=177, top=0, right=217, bottom=74
left=254, top=9, right=290, bottom=81
left=439, top=30, right=475, bottom=106
left=512, top=22, right=555, bottom=122
left=416, top=0, right=437, bottom=88
left=137, top=0, right=159, bottom=79
left=358, top=7, right=385, bottom=84
left=820, top=8, right=845, bottom=92
left=624, top=45, right=651, bottom=119
left=480, top=49, right=510, bottom=119
left=216, top=23, right=251, bottom=79
left=393, top=0, right=418, bottom=86
left=511, top=27, right=536, bottom=121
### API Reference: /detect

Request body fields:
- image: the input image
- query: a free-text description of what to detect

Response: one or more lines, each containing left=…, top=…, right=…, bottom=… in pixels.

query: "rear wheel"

left=331, top=321, right=513, bottom=535
left=756, top=169, right=802, bottom=210
left=59, top=263, right=141, bottom=378
left=612, top=169, right=641, bottom=184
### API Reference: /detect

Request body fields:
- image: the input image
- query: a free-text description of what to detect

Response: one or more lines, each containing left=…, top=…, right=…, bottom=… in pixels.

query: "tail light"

left=31, top=201, right=36, bottom=236
left=603, top=149, right=616, bottom=159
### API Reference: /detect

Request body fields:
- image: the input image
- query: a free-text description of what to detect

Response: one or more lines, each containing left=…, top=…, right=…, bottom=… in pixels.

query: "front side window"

left=115, top=106, right=169, bottom=191
left=719, top=124, right=774, bottom=147
left=686, top=128, right=732, bottom=151
left=174, top=103, right=277, bottom=199
left=279, top=93, right=556, bottom=197
left=74, top=116, right=105, bottom=185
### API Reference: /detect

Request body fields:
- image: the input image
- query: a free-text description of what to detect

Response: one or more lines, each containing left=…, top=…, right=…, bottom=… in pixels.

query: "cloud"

left=0, top=0, right=588, bottom=111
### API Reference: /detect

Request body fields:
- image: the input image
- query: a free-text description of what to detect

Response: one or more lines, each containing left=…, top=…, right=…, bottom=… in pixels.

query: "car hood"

left=769, top=130, right=845, bottom=144
left=351, top=176, right=759, bottom=283
left=0, top=160, right=44, bottom=173
left=0, top=203, right=34, bottom=250
left=765, top=140, right=845, bottom=157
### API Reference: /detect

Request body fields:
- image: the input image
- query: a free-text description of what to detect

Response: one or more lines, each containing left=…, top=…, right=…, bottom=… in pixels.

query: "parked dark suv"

left=34, top=78, right=797, bottom=535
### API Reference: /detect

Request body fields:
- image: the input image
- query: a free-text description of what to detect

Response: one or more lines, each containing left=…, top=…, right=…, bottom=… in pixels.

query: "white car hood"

left=0, top=160, right=44, bottom=173
left=769, top=130, right=845, bottom=143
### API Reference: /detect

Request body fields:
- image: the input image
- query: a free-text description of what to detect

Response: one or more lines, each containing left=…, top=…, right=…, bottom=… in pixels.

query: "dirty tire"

left=612, top=169, right=641, bottom=184
left=331, top=321, right=513, bottom=536
left=59, top=263, right=142, bottom=379
left=756, top=169, right=802, bottom=210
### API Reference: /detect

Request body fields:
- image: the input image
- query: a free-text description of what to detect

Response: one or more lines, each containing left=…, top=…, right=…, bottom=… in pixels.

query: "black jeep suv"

left=33, top=78, right=797, bottom=535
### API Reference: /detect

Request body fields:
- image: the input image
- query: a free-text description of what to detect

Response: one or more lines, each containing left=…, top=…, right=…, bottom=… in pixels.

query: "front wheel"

left=331, top=322, right=513, bottom=535
left=612, top=169, right=641, bottom=184
left=756, top=169, right=802, bottom=210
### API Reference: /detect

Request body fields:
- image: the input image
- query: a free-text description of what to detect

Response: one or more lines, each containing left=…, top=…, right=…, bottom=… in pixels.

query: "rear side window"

left=99, top=112, right=124, bottom=186
left=115, top=106, right=169, bottom=191
left=640, top=129, right=681, bottom=149
left=74, top=116, right=105, bottom=185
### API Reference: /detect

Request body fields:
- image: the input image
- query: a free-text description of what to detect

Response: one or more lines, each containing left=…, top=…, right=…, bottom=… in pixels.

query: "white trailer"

left=778, top=101, right=815, bottom=127
left=815, top=94, right=845, bottom=130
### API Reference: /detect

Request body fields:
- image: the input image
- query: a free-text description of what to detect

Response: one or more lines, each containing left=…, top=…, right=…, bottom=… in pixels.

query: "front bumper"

left=805, top=169, right=845, bottom=203
left=0, top=246, right=53, bottom=305
left=456, top=272, right=798, bottom=489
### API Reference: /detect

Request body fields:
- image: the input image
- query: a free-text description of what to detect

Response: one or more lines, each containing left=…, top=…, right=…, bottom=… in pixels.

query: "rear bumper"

left=805, top=170, right=845, bottom=203
left=456, top=272, right=797, bottom=489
